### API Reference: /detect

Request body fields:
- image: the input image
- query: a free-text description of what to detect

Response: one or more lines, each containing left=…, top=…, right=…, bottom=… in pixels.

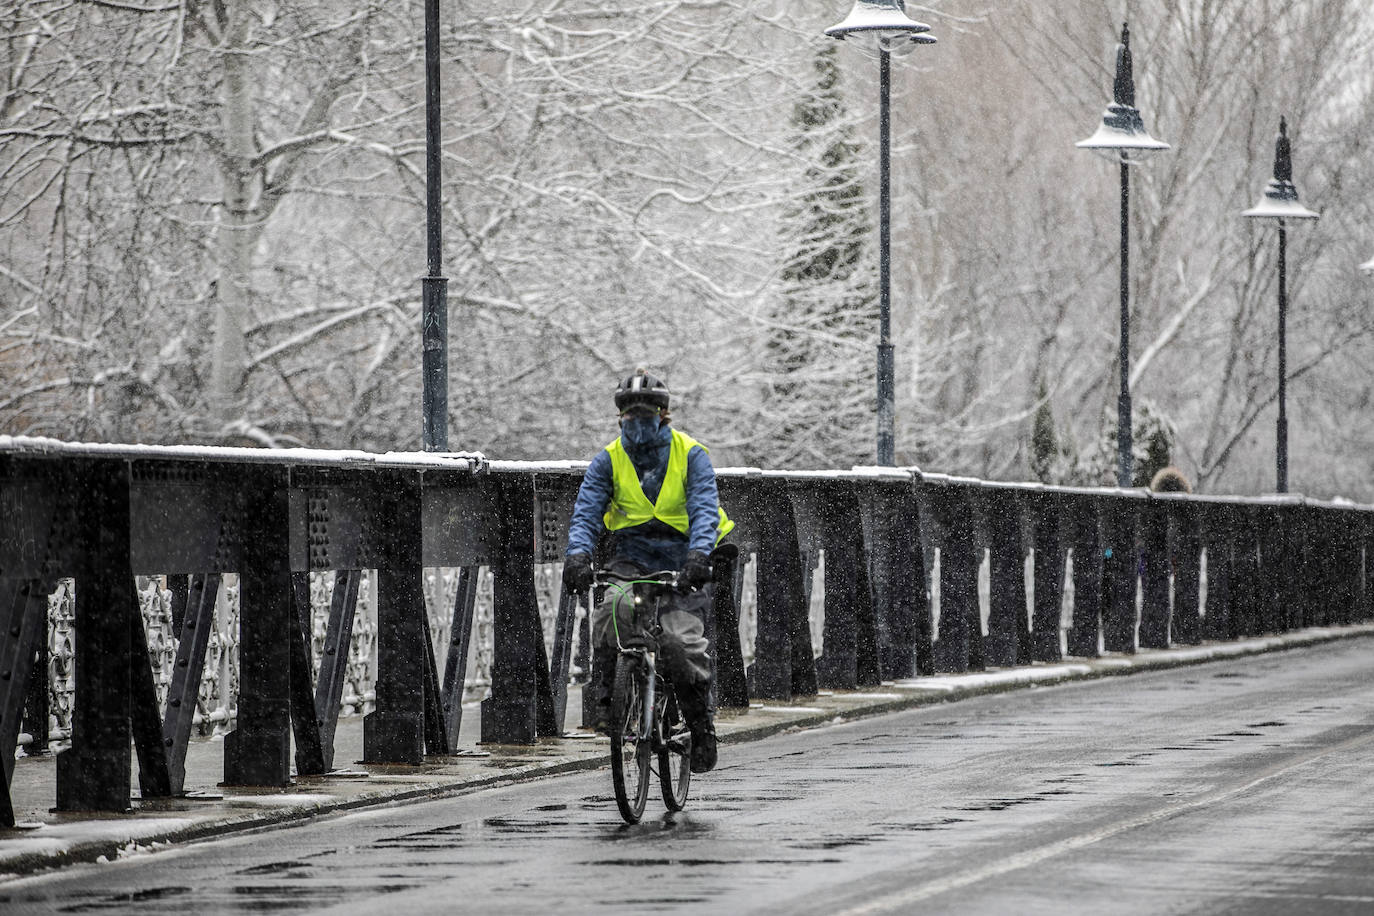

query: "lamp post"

left=825, top=0, right=935, bottom=466
left=1077, top=23, right=1169, bottom=488
left=1243, top=117, right=1319, bottom=493
left=421, top=0, right=448, bottom=451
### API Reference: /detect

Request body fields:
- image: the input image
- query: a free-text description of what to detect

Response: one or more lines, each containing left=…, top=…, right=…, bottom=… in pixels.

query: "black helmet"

left=614, top=366, right=670, bottom=412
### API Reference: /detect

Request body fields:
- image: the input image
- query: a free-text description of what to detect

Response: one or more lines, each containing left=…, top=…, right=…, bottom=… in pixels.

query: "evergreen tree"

left=761, top=45, right=876, bottom=467
left=1078, top=401, right=1176, bottom=487
left=1133, top=426, right=1173, bottom=489
left=1030, top=379, right=1057, bottom=483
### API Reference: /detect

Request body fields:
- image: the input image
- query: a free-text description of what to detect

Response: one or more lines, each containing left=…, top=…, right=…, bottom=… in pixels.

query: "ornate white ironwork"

left=47, top=580, right=76, bottom=745
left=467, top=568, right=494, bottom=703
left=32, top=560, right=756, bottom=752
left=136, top=577, right=175, bottom=712
left=738, top=555, right=758, bottom=668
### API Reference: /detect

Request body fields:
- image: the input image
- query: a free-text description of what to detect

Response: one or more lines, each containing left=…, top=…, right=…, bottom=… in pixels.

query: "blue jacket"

left=565, top=427, right=720, bottom=571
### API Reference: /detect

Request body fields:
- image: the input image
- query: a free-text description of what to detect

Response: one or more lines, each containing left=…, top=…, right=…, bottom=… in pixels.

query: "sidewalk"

left=3, top=624, right=1371, bottom=878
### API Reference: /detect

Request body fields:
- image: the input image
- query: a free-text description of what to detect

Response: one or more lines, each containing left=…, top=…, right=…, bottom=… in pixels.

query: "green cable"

left=606, top=580, right=632, bottom=650
left=603, top=577, right=670, bottom=651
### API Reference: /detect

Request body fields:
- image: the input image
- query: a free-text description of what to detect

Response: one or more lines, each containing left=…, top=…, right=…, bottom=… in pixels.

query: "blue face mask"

left=620, top=415, right=662, bottom=448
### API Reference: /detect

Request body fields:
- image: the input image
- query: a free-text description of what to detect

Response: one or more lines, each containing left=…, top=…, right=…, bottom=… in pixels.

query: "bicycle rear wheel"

left=658, top=687, right=691, bottom=811
left=610, top=654, right=651, bottom=823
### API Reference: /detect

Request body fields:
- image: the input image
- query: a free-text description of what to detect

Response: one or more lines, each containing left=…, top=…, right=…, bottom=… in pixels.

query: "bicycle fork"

left=642, top=650, right=656, bottom=740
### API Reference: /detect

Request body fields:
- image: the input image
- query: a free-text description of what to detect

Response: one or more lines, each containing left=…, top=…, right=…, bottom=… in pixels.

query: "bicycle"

left=594, top=570, right=694, bottom=824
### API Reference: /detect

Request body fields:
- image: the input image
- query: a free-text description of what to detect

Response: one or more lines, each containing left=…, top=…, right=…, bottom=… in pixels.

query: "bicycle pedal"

left=665, top=733, right=692, bottom=754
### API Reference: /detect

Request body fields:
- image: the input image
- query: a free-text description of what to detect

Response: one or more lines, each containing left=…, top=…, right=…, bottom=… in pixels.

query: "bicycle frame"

left=600, top=574, right=679, bottom=743
left=594, top=570, right=694, bottom=823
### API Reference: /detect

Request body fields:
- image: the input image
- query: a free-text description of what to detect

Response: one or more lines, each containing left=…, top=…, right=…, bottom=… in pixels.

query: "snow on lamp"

left=824, top=0, right=936, bottom=58
left=1076, top=23, right=1170, bottom=157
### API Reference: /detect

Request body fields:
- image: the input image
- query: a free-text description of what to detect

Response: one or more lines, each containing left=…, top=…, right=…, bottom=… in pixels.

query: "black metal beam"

left=1170, top=502, right=1202, bottom=645
left=1138, top=498, right=1171, bottom=649
left=982, top=489, right=1028, bottom=668
left=223, top=464, right=292, bottom=786
left=289, top=572, right=327, bottom=775
left=1030, top=492, right=1065, bottom=662
left=162, top=574, right=220, bottom=793
left=817, top=489, right=868, bottom=689
left=710, top=545, right=750, bottom=707
left=482, top=477, right=540, bottom=745
left=56, top=459, right=135, bottom=813
left=929, top=485, right=979, bottom=674
left=751, top=481, right=809, bottom=700
left=1, top=579, right=48, bottom=826
left=312, top=569, right=360, bottom=771
left=1102, top=496, right=1139, bottom=654
left=364, top=471, right=427, bottom=764
left=1066, top=497, right=1104, bottom=658
left=440, top=567, right=477, bottom=745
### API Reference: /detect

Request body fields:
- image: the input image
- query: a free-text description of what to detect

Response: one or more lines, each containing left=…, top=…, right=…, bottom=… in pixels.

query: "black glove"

left=563, top=553, right=593, bottom=593
left=681, top=550, right=713, bottom=590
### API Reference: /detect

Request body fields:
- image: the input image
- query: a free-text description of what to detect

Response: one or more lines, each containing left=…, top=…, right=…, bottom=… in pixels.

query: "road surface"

left=5, top=638, right=1372, bottom=914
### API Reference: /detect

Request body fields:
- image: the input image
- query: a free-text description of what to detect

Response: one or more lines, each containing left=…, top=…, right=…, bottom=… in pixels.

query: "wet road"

left=5, top=639, right=1373, bottom=914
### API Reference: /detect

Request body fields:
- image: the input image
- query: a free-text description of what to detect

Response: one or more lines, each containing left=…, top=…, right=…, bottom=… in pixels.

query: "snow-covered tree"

left=5, top=0, right=1374, bottom=502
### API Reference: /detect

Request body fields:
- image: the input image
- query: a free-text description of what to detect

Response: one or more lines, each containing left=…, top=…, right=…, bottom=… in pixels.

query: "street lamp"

left=1077, top=23, right=1169, bottom=488
left=1243, top=117, right=1319, bottom=493
left=825, top=0, right=936, bottom=466
left=421, top=0, right=448, bottom=451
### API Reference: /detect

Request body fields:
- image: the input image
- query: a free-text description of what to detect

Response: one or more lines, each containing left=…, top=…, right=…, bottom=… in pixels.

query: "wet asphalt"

left=3, top=638, right=1373, bottom=915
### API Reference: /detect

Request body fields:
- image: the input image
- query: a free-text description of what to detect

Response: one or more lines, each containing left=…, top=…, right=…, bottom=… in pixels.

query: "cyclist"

left=562, top=367, right=733, bottom=774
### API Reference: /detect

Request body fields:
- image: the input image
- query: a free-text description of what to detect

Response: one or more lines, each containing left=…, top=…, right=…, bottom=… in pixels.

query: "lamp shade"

left=1243, top=117, right=1319, bottom=220
left=1076, top=23, right=1169, bottom=155
left=824, top=0, right=936, bottom=57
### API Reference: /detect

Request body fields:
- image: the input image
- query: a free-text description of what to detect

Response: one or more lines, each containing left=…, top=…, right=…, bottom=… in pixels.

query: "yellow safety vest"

left=602, top=429, right=735, bottom=546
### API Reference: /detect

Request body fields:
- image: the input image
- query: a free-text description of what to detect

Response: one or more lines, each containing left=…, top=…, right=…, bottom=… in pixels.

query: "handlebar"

left=593, top=571, right=680, bottom=651
left=591, top=569, right=684, bottom=592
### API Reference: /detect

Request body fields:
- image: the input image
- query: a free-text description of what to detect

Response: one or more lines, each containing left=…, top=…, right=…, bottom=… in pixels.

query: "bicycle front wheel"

left=609, top=654, right=651, bottom=823
left=658, top=687, right=691, bottom=811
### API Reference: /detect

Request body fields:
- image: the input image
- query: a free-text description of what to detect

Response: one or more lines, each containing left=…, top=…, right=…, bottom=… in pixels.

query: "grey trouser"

left=592, top=580, right=713, bottom=687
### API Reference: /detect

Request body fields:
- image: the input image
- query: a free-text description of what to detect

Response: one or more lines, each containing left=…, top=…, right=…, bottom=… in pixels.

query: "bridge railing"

left=1, top=437, right=1371, bottom=824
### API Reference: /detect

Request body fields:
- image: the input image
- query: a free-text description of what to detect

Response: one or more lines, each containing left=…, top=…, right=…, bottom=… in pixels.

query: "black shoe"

left=590, top=702, right=611, bottom=736
left=689, top=722, right=716, bottom=774
left=676, top=680, right=717, bottom=773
